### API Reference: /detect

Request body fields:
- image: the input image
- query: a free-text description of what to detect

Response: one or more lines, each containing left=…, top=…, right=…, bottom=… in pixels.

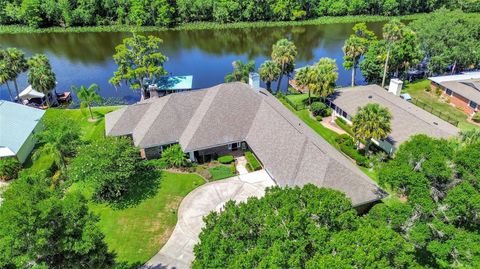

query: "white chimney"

left=388, top=79, right=403, bottom=96
left=249, top=72, right=260, bottom=90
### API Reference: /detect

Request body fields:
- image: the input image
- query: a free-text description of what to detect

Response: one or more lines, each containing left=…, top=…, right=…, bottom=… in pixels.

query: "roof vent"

left=433, top=122, right=438, bottom=125
left=368, top=95, right=373, bottom=99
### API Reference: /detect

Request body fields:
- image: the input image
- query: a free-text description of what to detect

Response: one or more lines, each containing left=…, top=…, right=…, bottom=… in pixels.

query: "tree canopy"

left=224, top=60, right=255, bottom=83
left=0, top=175, right=114, bottom=268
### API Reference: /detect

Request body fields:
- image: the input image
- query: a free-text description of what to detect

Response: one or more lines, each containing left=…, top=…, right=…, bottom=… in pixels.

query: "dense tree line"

left=1, top=0, right=479, bottom=28
left=193, top=134, right=480, bottom=268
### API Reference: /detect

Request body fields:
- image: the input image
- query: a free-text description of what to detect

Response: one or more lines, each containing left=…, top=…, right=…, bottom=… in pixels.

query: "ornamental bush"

left=0, top=158, right=21, bottom=181
left=218, top=155, right=234, bottom=164
left=310, top=102, right=327, bottom=116
left=245, top=151, right=261, bottom=171
left=472, top=113, right=480, bottom=123
left=161, top=144, right=188, bottom=168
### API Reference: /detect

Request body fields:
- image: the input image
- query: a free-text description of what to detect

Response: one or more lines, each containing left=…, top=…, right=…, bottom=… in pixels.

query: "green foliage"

left=0, top=175, right=114, bottom=268
left=244, top=151, right=261, bottom=171
left=224, top=60, right=255, bottom=83
left=259, top=60, right=281, bottom=91
left=1, top=1, right=476, bottom=28
left=34, top=116, right=82, bottom=172
left=110, top=34, right=168, bottom=99
left=352, top=103, right=392, bottom=155
left=217, top=155, right=234, bottom=164
left=310, top=101, right=328, bottom=116
left=272, top=38, right=297, bottom=92
left=315, top=115, right=323, bottom=121
left=336, top=135, right=369, bottom=167
left=27, top=54, right=56, bottom=106
left=68, top=137, right=144, bottom=202
left=193, top=184, right=420, bottom=268
left=72, top=83, right=103, bottom=119
left=0, top=157, right=21, bottom=181
left=160, top=144, right=188, bottom=168
left=343, top=25, right=369, bottom=86
left=411, top=9, right=480, bottom=74
left=454, top=142, right=480, bottom=182
left=208, top=165, right=235, bottom=181
left=335, top=117, right=354, bottom=136
left=472, top=113, right=480, bottom=123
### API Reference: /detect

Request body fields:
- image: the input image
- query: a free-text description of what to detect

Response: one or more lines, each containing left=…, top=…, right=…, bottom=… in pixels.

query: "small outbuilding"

left=0, top=101, right=45, bottom=163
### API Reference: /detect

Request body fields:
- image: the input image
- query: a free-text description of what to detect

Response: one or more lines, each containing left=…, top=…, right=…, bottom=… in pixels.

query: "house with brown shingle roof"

left=327, top=85, right=459, bottom=154
left=429, top=72, right=480, bottom=116
left=105, top=82, right=386, bottom=208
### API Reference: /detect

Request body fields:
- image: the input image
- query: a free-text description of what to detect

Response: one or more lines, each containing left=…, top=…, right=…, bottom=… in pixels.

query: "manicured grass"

left=71, top=171, right=205, bottom=265
left=285, top=93, right=310, bottom=107
left=245, top=151, right=262, bottom=171
left=208, top=165, right=235, bottom=181
left=0, top=13, right=433, bottom=34
left=403, top=80, right=478, bottom=130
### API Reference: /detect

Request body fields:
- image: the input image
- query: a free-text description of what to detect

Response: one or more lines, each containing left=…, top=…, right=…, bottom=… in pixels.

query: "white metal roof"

left=19, top=85, right=45, bottom=99
left=429, top=71, right=480, bottom=84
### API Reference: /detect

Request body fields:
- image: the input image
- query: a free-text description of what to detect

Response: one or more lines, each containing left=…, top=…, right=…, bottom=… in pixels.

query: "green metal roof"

left=156, top=76, right=193, bottom=91
left=0, top=101, right=45, bottom=156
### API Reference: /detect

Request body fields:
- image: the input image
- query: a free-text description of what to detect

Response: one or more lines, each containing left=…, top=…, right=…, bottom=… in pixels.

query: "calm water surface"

left=0, top=22, right=384, bottom=103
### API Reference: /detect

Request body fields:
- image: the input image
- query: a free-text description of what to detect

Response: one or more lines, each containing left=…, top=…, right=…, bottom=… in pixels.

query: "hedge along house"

left=429, top=72, right=480, bottom=116
left=327, top=85, right=459, bottom=154
left=105, top=82, right=386, bottom=209
left=0, top=101, right=45, bottom=163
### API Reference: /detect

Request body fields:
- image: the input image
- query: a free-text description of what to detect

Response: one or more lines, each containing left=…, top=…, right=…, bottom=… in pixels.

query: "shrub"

left=208, top=165, right=235, bottom=180
left=68, top=137, right=143, bottom=202
left=230, top=163, right=237, bottom=174
left=245, top=151, right=262, bottom=171
left=161, top=144, right=188, bottom=168
left=316, top=115, right=323, bottom=121
left=472, top=113, right=480, bottom=123
left=311, top=101, right=332, bottom=116
left=0, top=158, right=21, bottom=181
left=335, top=134, right=353, bottom=145
left=324, top=107, right=332, bottom=117
left=339, top=143, right=369, bottom=167
left=218, top=155, right=234, bottom=164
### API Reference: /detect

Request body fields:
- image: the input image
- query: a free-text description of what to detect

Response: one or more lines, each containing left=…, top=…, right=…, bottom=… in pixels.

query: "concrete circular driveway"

left=143, top=170, right=275, bottom=269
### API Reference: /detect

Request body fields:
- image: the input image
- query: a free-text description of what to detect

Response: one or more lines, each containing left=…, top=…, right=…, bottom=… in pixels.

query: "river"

left=0, top=22, right=384, bottom=104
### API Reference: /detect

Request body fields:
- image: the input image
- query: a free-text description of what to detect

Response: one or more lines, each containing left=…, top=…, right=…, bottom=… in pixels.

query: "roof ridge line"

left=289, top=138, right=309, bottom=186
left=133, top=95, right=171, bottom=146
left=179, top=86, right=221, bottom=151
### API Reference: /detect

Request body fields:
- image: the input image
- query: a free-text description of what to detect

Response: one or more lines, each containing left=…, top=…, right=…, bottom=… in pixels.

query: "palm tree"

left=27, top=54, right=56, bottom=107
left=4, top=48, right=28, bottom=101
left=381, top=20, right=404, bottom=88
left=351, top=103, right=392, bottom=155
left=224, top=60, right=255, bottom=83
left=343, top=35, right=367, bottom=87
left=271, top=39, right=297, bottom=92
left=313, top=58, right=338, bottom=102
left=72, top=84, right=103, bottom=120
left=0, top=50, right=15, bottom=101
left=258, top=60, right=281, bottom=92
left=294, top=66, right=313, bottom=106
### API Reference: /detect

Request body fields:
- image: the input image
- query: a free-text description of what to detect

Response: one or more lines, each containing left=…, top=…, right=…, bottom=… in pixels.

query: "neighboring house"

left=327, top=85, right=459, bottom=154
left=0, top=101, right=45, bottom=163
left=429, top=72, right=480, bottom=116
left=106, top=82, right=386, bottom=209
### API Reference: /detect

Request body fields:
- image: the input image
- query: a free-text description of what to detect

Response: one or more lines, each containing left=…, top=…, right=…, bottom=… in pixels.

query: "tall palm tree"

left=381, top=20, right=404, bottom=88
left=258, top=60, right=281, bottom=92
left=272, top=39, right=297, bottom=92
left=224, top=60, right=255, bottom=83
left=313, top=58, right=338, bottom=102
left=4, top=48, right=28, bottom=101
left=343, top=35, right=367, bottom=87
left=72, top=84, right=103, bottom=120
left=294, top=66, right=313, bottom=106
left=351, top=103, right=392, bottom=155
left=27, top=54, right=56, bottom=107
left=0, top=50, right=15, bottom=101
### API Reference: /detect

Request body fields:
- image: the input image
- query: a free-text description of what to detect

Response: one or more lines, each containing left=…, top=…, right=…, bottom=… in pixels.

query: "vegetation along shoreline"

left=0, top=13, right=472, bottom=34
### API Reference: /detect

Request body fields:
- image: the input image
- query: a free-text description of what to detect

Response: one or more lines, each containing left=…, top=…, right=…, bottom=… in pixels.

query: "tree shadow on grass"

left=108, top=169, right=163, bottom=210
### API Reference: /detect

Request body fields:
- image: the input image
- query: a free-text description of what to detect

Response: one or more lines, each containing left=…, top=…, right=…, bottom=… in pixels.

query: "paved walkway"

left=235, top=156, right=249, bottom=175
left=143, top=170, right=275, bottom=269
left=321, top=116, right=347, bottom=135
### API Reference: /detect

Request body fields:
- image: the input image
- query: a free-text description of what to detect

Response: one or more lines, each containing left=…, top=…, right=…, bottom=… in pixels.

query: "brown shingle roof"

left=439, top=80, right=480, bottom=104
left=329, top=85, right=459, bottom=147
left=105, top=82, right=386, bottom=206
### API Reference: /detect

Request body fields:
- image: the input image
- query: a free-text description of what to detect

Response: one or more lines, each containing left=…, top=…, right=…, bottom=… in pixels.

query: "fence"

left=411, top=98, right=459, bottom=127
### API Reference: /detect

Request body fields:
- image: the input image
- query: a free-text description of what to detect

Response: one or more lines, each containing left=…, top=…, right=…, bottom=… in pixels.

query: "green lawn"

left=285, top=93, right=309, bottom=106
left=208, top=165, right=235, bottom=180
left=70, top=171, right=205, bottom=265
left=403, top=79, right=479, bottom=130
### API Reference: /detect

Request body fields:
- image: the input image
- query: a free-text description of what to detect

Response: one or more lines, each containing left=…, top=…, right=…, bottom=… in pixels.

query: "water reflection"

left=0, top=22, right=384, bottom=103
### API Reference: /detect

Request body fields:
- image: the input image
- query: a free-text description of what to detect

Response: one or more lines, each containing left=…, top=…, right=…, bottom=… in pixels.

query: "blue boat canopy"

left=153, top=76, right=193, bottom=91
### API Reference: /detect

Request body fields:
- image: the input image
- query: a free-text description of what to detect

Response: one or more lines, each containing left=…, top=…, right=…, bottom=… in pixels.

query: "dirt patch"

left=87, top=117, right=100, bottom=122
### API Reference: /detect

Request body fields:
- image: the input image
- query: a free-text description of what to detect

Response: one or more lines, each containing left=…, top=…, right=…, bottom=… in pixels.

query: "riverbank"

left=0, top=13, right=430, bottom=34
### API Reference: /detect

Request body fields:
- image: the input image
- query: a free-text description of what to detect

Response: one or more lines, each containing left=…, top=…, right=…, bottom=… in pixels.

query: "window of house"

left=445, top=88, right=453, bottom=96
left=469, top=101, right=478, bottom=109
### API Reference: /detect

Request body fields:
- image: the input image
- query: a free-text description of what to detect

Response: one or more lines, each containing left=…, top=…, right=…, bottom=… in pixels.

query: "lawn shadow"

left=109, top=169, right=163, bottom=210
